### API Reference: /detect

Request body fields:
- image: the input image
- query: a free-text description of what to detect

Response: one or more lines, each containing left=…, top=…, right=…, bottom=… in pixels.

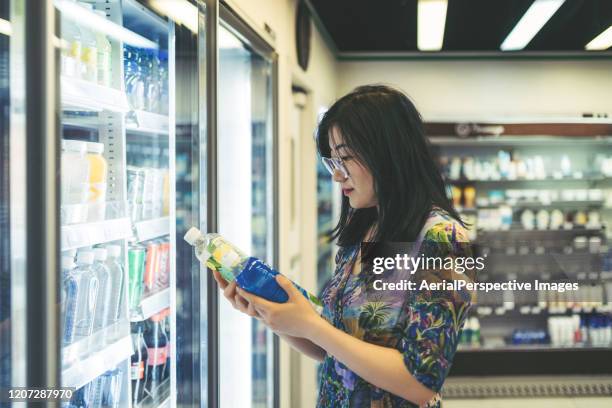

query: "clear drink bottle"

left=92, top=248, right=112, bottom=337
left=105, top=245, right=125, bottom=322
left=62, top=256, right=79, bottom=346
left=73, top=251, right=99, bottom=341
left=184, top=228, right=323, bottom=312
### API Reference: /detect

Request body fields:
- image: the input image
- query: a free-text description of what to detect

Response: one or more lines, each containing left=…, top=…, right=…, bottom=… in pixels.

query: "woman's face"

left=329, top=127, right=377, bottom=209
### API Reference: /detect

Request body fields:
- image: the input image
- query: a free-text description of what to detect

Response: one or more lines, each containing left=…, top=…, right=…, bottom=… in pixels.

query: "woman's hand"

left=237, top=274, right=322, bottom=338
left=212, top=269, right=262, bottom=319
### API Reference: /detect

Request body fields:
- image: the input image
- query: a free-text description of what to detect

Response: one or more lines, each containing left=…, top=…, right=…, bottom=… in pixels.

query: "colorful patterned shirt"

left=317, top=209, right=473, bottom=408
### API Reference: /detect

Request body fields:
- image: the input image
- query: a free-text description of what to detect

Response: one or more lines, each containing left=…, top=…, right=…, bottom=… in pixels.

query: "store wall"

left=223, top=1, right=338, bottom=407
left=337, top=60, right=612, bottom=119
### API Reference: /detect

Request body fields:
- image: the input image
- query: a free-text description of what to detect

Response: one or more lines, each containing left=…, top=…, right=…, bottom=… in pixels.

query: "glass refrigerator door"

left=218, top=24, right=275, bottom=408
left=55, top=1, right=204, bottom=406
left=1, top=0, right=26, bottom=399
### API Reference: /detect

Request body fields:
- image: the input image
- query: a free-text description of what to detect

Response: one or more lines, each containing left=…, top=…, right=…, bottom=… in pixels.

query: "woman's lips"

left=342, top=188, right=354, bottom=196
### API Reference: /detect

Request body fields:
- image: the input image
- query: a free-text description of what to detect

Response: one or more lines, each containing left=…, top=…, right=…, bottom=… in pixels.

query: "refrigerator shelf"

left=134, top=216, right=170, bottom=242
left=130, top=288, right=171, bottom=322
left=126, top=110, right=169, bottom=135
left=62, top=334, right=133, bottom=390
left=136, top=378, right=171, bottom=408
left=61, top=217, right=133, bottom=250
left=62, top=75, right=130, bottom=113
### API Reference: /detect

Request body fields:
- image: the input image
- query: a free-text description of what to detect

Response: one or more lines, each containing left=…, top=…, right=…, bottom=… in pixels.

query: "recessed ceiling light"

left=418, top=0, right=448, bottom=51
left=500, top=0, right=565, bottom=51
left=585, top=25, right=612, bottom=51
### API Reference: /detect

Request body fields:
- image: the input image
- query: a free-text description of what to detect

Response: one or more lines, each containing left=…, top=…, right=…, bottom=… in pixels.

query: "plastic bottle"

left=62, top=256, right=79, bottom=346
left=105, top=245, right=125, bottom=322
left=124, top=46, right=145, bottom=110
left=94, top=10, right=112, bottom=87
left=79, top=3, right=98, bottom=82
left=72, top=251, right=99, bottom=341
left=131, top=322, right=148, bottom=405
left=85, top=142, right=108, bottom=222
left=162, top=309, right=171, bottom=380
left=92, top=248, right=112, bottom=337
left=61, top=140, right=90, bottom=224
left=60, top=5, right=82, bottom=78
left=128, top=245, right=146, bottom=311
left=184, top=228, right=323, bottom=312
left=144, top=313, right=168, bottom=398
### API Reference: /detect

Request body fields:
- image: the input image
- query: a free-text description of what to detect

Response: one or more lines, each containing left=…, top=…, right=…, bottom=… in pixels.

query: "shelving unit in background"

left=427, top=120, right=612, bottom=381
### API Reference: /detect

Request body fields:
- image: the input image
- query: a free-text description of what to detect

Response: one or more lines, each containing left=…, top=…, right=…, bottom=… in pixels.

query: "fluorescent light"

left=585, top=25, right=612, bottom=51
left=150, top=0, right=198, bottom=34
left=501, top=0, right=565, bottom=51
left=55, top=0, right=158, bottom=49
left=0, top=18, right=11, bottom=36
left=418, top=0, right=448, bottom=51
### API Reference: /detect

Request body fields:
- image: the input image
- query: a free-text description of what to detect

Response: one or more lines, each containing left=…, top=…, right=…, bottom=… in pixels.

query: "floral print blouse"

left=317, top=209, right=473, bottom=408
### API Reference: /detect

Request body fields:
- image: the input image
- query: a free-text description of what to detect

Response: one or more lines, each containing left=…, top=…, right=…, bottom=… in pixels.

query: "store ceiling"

left=308, top=0, right=612, bottom=56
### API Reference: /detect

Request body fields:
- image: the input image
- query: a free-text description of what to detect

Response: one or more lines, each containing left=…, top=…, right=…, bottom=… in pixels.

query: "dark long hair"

left=317, top=84, right=464, bottom=247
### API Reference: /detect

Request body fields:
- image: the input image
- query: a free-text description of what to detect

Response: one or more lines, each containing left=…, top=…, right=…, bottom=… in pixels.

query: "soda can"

left=156, top=241, right=170, bottom=290
left=128, top=246, right=146, bottom=310
left=127, top=166, right=144, bottom=221
left=144, top=242, right=160, bottom=293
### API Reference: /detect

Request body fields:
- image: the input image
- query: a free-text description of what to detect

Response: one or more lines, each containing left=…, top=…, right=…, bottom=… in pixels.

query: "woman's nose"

left=332, top=169, right=347, bottom=182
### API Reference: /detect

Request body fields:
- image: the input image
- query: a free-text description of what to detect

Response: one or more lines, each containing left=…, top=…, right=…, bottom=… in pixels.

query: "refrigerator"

left=3, top=1, right=280, bottom=407
left=52, top=0, right=207, bottom=406
left=1, top=0, right=27, bottom=405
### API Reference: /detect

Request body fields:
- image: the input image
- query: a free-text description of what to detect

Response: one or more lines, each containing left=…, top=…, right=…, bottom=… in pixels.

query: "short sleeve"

left=396, top=221, right=474, bottom=392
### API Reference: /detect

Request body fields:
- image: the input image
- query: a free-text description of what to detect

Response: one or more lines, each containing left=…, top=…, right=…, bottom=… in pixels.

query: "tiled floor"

left=444, top=397, right=612, bottom=408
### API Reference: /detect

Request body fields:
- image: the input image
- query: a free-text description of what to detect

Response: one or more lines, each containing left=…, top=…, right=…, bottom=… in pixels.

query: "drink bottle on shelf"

left=105, top=245, right=125, bottom=322
left=72, top=251, right=99, bottom=341
left=144, top=312, right=168, bottom=399
left=94, top=10, right=112, bottom=87
left=91, top=248, right=112, bottom=338
left=62, top=255, right=79, bottom=346
left=131, top=322, right=148, bottom=405
left=128, top=245, right=146, bottom=311
left=184, top=228, right=323, bottom=312
left=79, top=4, right=98, bottom=82
left=85, top=142, right=108, bottom=222
left=61, top=11, right=82, bottom=78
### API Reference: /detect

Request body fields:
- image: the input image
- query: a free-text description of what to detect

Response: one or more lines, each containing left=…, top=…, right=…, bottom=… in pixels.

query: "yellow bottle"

left=86, top=142, right=108, bottom=221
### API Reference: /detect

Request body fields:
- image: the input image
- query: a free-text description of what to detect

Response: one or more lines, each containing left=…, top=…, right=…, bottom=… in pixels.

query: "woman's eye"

left=340, top=156, right=353, bottom=161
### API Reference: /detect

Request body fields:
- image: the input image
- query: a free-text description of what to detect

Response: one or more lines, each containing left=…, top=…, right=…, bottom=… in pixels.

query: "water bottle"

left=60, top=7, right=82, bottom=78
left=73, top=251, right=99, bottom=341
left=62, top=256, right=79, bottom=346
left=78, top=4, right=98, bottom=82
left=105, top=245, right=125, bottom=322
left=184, top=228, right=323, bottom=313
left=92, top=248, right=112, bottom=337
left=94, top=10, right=112, bottom=86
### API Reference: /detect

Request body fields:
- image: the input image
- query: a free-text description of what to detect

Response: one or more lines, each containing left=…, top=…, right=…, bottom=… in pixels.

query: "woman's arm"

left=238, top=276, right=437, bottom=407
left=307, top=316, right=435, bottom=406
left=279, top=333, right=326, bottom=362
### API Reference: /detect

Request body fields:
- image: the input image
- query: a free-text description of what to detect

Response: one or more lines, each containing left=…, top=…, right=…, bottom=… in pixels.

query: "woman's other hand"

left=212, top=269, right=262, bottom=319
left=237, top=274, right=322, bottom=338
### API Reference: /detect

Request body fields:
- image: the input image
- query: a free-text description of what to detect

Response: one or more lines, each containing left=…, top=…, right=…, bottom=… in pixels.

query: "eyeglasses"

left=321, top=156, right=349, bottom=179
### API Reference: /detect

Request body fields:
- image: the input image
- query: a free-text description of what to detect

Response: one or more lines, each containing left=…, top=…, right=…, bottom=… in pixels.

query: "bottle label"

left=82, top=46, right=97, bottom=66
left=130, top=361, right=144, bottom=380
left=147, top=347, right=167, bottom=366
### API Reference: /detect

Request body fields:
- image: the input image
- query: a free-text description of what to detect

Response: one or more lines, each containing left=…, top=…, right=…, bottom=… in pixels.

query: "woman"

left=213, top=85, right=474, bottom=407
